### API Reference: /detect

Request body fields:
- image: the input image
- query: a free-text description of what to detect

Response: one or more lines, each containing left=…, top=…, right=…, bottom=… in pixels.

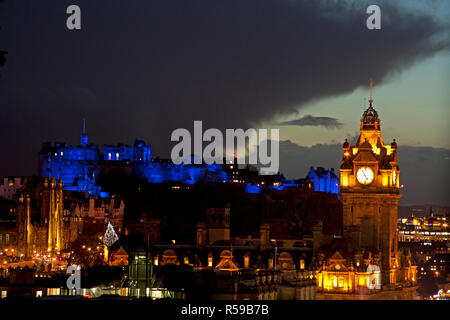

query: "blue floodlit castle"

left=38, top=121, right=228, bottom=196
left=38, top=121, right=338, bottom=196
left=306, top=167, right=339, bottom=194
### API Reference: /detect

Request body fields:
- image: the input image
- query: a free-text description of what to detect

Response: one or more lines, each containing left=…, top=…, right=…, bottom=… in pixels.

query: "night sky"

left=0, top=1, right=449, bottom=205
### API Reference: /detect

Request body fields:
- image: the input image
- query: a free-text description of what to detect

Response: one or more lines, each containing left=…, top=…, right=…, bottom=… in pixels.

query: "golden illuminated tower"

left=46, top=178, right=64, bottom=253
left=16, top=177, right=66, bottom=258
left=339, top=79, right=401, bottom=286
left=17, top=193, right=33, bottom=258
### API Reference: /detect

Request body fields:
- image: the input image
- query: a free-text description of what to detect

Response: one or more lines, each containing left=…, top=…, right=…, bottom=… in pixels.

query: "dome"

left=359, top=138, right=372, bottom=150
left=361, top=104, right=379, bottom=124
left=343, top=139, right=349, bottom=148
left=391, top=139, right=397, bottom=149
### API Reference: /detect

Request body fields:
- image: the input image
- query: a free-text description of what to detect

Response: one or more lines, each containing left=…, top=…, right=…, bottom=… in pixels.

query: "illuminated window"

left=154, top=256, right=158, bottom=266
left=372, top=146, right=380, bottom=155
left=338, top=277, right=344, bottom=288
left=36, top=290, right=43, bottom=298
left=108, top=153, right=112, bottom=160
left=333, top=277, right=337, bottom=287
left=208, top=256, right=213, bottom=267
left=244, top=256, right=250, bottom=268
left=342, top=175, right=348, bottom=187
left=300, top=259, right=305, bottom=270
left=116, top=153, right=120, bottom=160
left=382, top=175, right=388, bottom=187
left=47, top=288, right=60, bottom=296
left=359, top=277, right=365, bottom=286
left=184, top=257, right=189, bottom=265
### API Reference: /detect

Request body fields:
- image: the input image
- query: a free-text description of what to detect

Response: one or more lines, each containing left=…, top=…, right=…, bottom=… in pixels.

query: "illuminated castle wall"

left=38, top=123, right=338, bottom=196
left=307, top=167, right=339, bottom=194
left=39, top=125, right=229, bottom=195
left=136, top=162, right=228, bottom=185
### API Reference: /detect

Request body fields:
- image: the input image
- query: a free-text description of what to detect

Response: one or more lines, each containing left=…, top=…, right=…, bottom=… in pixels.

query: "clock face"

left=357, top=167, right=374, bottom=184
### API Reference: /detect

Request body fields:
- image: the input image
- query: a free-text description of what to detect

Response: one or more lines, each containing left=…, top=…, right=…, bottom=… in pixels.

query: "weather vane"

left=369, top=78, right=374, bottom=104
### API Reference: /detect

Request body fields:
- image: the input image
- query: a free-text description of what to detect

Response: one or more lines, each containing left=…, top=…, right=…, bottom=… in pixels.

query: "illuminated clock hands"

left=357, top=167, right=374, bottom=184
left=361, top=170, right=368, bottom=180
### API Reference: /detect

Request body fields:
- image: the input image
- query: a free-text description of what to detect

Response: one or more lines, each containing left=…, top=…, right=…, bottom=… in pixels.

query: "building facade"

left=339, top=95, right=403, bottom=286
left=316, top=84, right=417, bottom=295
left=16, top=177, right=65, bottom=257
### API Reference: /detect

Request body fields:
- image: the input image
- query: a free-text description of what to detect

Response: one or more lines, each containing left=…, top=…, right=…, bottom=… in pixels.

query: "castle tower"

left=339, top=79, right=401, bottom=287
left=80, top=118, right=88, bottom=146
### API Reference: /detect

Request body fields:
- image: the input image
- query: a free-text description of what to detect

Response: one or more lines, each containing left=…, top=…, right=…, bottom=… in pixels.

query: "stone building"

left=315, top=82, right=417, bottom=296
left=73, top=196, right=125, bottom=235
left=16, top=177, right=65, bottom=257
left=126, top=204, right=317, bottom=300
left=1, top=176, right=125, bottom=259
left=0, top=177, right=25, bottom=201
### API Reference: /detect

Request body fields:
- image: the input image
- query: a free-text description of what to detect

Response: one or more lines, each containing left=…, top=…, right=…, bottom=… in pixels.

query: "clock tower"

left=339, top=80, right=401, bottom=286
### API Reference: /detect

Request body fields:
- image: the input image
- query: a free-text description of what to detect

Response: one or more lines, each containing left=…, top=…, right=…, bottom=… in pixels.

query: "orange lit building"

left=16, top=177, right=65, bottom=257
left=316, top=81, right=417, bottom=295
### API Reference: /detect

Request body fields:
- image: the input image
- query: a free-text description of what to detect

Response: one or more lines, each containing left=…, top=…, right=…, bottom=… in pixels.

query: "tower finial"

left=81, top=118, right=88, bottom=146
left=369, top=78, right=374, bottom=104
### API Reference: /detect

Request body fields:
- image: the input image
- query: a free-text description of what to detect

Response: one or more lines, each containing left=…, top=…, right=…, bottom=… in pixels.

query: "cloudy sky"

left=0, top=0, right=449, bottom=205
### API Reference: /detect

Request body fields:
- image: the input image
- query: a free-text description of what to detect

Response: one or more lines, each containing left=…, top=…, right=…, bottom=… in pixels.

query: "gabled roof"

left=329, top=251, right=346, bottom=262
left=353, top=150, right=377, bottom=163
left=216, top=254, right=239, bottom=271
left=112, top=246, right=128, bottom=256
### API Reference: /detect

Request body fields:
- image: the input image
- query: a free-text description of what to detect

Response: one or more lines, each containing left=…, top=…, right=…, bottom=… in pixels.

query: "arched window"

left=208, top=252, right=213, bottom=267
left=338, top=277, right=344, bottom=288
left=244, top=253, right=251, bottom=268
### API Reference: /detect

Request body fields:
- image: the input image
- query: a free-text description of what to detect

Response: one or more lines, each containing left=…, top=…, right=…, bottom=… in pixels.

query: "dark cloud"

left=0, top=0, right=448, bottom=176
left=278, top=115, right=343, bottom=129
left=278, top=140, right=450, bottom=206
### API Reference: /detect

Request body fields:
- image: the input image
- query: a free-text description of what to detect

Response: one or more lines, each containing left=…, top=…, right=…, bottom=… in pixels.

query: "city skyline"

left=1, top=1, right=449, bottom=207
left=0, top=1, right=449, bottom=304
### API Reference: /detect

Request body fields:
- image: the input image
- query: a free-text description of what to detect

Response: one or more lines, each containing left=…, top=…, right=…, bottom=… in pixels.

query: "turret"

left=80, top=118, right=88, bottom=146
left=391, top=139, right=397, bottom=150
